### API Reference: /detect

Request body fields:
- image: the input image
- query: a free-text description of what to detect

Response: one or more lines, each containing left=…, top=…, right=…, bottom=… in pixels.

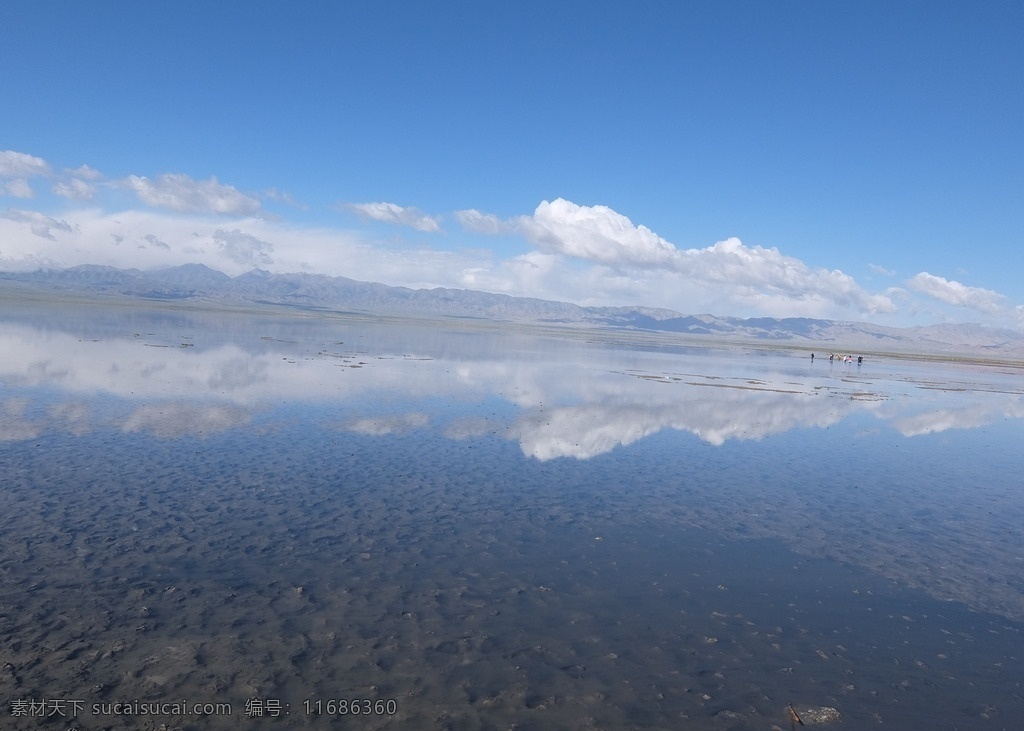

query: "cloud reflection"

left=122, top=403, right=251, bottom=439
left=512, top=390, right=848, bottom=460
left=1, top=312, right=1021, bottom=452
left=0, top=398, right=41, bottom=441
left=341, top=412, right=429, bottom=436
left=889, top=400, right=1024, bottom=437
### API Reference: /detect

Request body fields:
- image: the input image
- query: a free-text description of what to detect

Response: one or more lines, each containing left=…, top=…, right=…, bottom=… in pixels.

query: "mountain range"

left=3, top=263, right=1023, bottom=359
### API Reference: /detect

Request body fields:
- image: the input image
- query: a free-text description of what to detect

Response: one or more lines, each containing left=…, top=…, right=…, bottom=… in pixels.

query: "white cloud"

left=51, top=163, right=104, bottom=201
left=53, top=177, right=96, bottom=200
left=518, top=198, right=678, bottom=267
left=462, top=198, right=895, bottom=317
left=345, top=201, right=442, bottom=232
left=3, top=179, right=35, bottom=198
left=124, top=173, right=261, bottom=215
left=66, top=164, right=103, bottom=181
left=0, top=207, right=397, bottom=277
left=0, top=151, right=52, bottom=199
left=262, top=187, right=305, bottom=209
left=454, top=208, right=514, bottom=235
left=0, top=150, right=50, bottom=178
left=907, top=272, right=1006, bottom=313
left=0, top=194, right=883, bottom=324
left=2, top=209, right=76, bottom=241
left=869, top=263, right=895, bottom=277
left=213, top=228, right=274, bottom=267
left=1, top=149, right=1017, bottom=329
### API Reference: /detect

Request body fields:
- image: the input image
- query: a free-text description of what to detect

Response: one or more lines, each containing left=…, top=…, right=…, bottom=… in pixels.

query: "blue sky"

left=1, top=0, right=1022, bottom=328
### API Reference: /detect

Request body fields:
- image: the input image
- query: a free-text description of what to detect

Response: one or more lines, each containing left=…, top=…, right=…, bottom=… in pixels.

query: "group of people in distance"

left=810, top=352, right=862, bottom=364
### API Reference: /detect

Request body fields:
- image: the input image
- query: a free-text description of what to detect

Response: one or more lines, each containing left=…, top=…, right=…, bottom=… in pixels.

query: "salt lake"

left=1, top=297, right=1023, bottom=729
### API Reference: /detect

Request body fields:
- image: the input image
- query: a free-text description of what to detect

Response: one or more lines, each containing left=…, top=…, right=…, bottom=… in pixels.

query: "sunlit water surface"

left=1, top=300, right=1023, bottom=730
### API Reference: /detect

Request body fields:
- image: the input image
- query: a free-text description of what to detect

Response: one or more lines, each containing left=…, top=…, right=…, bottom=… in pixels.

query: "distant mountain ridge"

left=3, top=263, right=1023, bottom=358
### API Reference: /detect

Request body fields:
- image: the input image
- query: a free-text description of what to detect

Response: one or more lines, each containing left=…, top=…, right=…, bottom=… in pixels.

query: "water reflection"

left=2, top=307, right=1022, bottom=457
left=3, top=302, right=1024, bottom=729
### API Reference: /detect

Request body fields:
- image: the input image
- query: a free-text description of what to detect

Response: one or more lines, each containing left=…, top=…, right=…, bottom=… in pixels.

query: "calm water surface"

left=1, top=300, right=1023, bottom=730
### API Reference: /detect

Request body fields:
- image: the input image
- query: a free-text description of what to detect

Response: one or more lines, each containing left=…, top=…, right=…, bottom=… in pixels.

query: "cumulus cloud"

left=125, top=173, right=261, bottom=215
left=3, top=179, right=35, bottom=198
left=0, top=150, right=50, bottom=178
left=345, top=201, right=442, bottom=232
left=462, top=198, right=895, bottom=316
left=53, top=177, right=96, bottom=200
left=907, top=272, right=1006, bottom=313
left=689, top=238, right=896, bottom=314
left=52, top=164, right=103, bottom=201
left=519, top=198, right=678, bottom=267
left=0, top=150, right=52, bottom=200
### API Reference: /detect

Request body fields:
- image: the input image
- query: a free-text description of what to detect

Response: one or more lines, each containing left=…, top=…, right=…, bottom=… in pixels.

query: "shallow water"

left=1, top=299, right=1023, bottom=729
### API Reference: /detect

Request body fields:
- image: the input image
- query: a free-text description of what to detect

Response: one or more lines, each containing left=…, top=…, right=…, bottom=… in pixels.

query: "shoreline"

left=3, top=280, right=1023, bottom=370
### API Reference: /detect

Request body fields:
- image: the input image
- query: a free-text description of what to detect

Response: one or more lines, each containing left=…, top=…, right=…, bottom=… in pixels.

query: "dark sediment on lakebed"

left=2, top=424, right=1022, bottom=730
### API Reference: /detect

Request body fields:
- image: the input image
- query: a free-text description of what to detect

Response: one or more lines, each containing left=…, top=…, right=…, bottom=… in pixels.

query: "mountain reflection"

left=1, top=309, right=1022, bottom=455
